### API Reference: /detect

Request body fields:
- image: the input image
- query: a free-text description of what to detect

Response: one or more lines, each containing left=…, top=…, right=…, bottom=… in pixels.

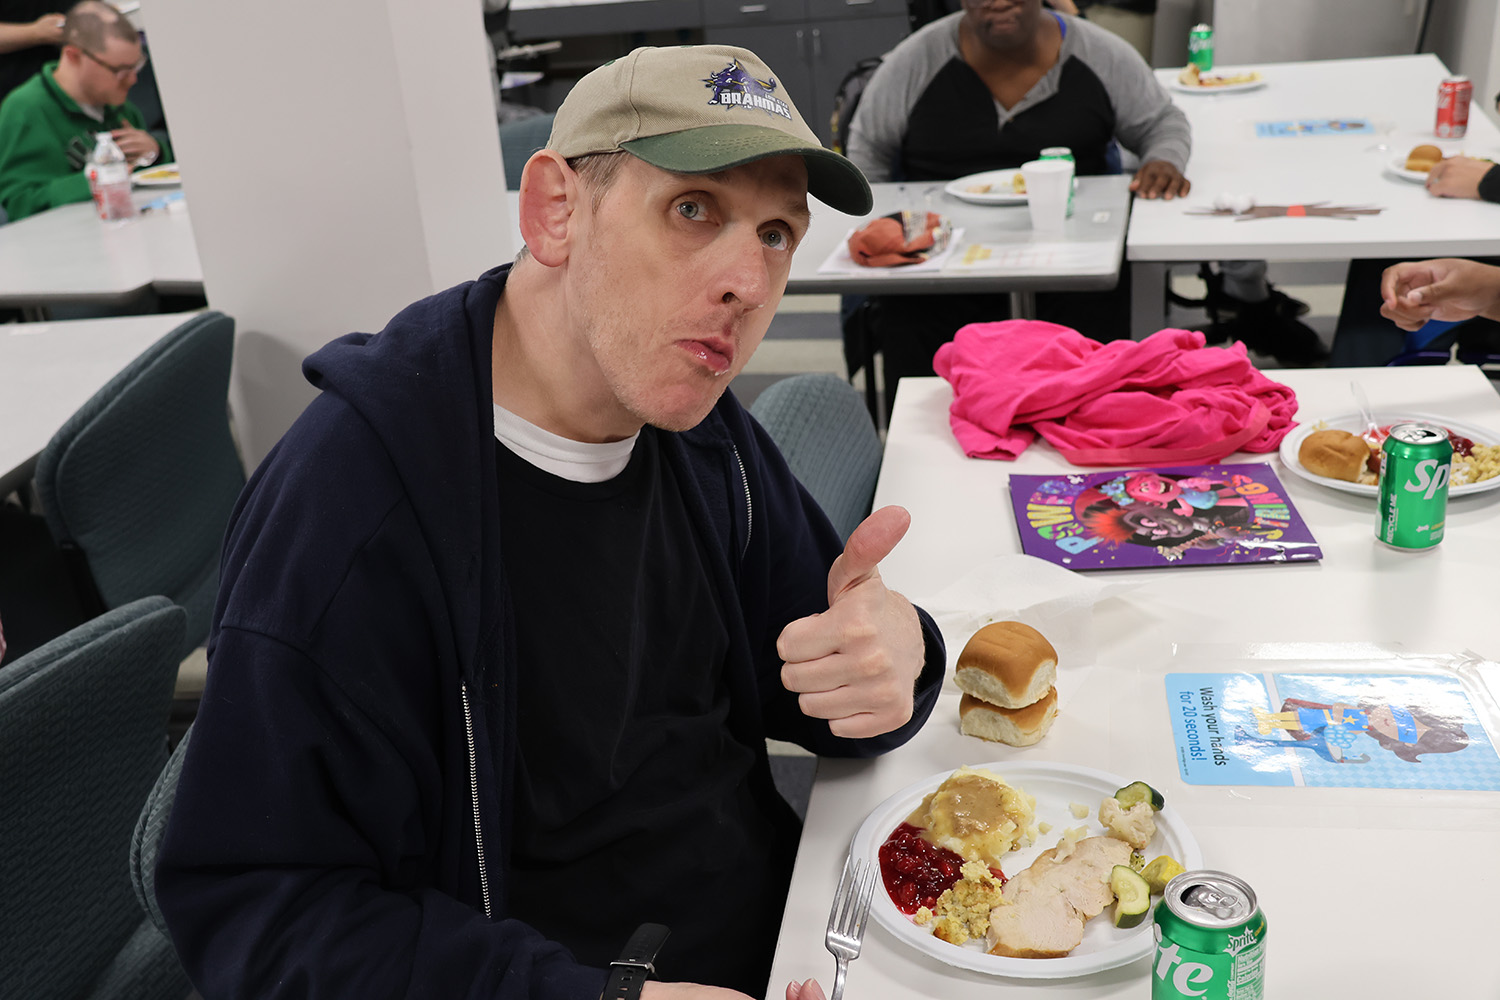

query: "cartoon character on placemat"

left=1075, top=479, right=1254, bottom=562
left=1120, top=471, right=1249, bottom=519
left=1234, top=697, right=1470, bottom=764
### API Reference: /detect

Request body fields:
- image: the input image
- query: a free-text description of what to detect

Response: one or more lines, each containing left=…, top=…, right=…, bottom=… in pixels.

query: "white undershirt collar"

left=492, top=403, right=638, bottom=483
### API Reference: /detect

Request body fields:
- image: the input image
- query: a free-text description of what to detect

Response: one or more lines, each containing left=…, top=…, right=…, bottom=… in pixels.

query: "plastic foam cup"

left=1020, top=158, right=1073, bottom=233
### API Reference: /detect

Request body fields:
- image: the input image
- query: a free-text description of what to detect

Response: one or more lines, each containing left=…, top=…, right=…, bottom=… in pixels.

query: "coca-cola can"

left=1436, top=75, right=1472, bottom=138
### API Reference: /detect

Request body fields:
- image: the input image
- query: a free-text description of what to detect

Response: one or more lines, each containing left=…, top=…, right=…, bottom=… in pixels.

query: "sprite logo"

left=1223, top=927, right=1258, bottom=956
left=1402, top=458, right=1450, bottom=500
left=1154, top=942, right=1214, bottom=996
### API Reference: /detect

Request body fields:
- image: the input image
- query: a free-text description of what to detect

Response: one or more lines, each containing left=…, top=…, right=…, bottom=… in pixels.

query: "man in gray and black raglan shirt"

left=845, top=0, right=1324, bottom=410
left=848, top=4, right=1187, bottom=195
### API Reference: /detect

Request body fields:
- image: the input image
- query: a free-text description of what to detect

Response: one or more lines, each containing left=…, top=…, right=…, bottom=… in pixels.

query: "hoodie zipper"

left=461, top=682, right=493, bottom=918
left=732, top=445, right=753, bottom=557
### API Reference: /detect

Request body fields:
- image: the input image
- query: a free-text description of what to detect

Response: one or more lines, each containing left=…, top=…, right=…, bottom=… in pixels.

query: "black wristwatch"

left=600, top=923, right=670, bottom=1000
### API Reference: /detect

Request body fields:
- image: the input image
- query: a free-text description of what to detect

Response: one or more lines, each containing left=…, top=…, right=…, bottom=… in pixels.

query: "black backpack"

left=828, top=57, right=884, bottom=156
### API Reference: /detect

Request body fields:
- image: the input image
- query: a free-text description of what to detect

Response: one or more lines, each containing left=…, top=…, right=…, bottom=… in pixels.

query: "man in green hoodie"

left=0, top=0, right=170, bottom=221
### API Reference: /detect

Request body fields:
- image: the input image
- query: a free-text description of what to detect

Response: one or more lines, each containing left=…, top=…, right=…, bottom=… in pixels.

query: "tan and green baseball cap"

left=546, top=44, right=873, bottom=215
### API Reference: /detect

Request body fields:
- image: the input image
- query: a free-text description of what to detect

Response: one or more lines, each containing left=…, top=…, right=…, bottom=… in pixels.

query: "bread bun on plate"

left=960, top=689, right=1059, bottom=747
left=1404, top=144, right=1443, bottom=171
left=1298, top=428, right=1370, bottom=482
left=954, top=621, right=1057, bottom=709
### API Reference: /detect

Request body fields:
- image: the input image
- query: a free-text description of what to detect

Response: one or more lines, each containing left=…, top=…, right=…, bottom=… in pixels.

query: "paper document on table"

left=911, top=554, right=1137, bottom=684
left=946, top=240, right=1117, bottom=273
left=1166, top=668, right=1500, bottom=790
left=816, top=227, right=965, bottom=276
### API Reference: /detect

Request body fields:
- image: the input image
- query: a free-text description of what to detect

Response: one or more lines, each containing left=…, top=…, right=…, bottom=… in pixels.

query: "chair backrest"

left=0, top=596, right=191, bottom=1000
left=131, top=723, right=193, bottom=937
left=749, top=373, right=884, bottom=543
left=498, top=111, right=557, bottom=188
left=35, top=311, right=245, bottom=656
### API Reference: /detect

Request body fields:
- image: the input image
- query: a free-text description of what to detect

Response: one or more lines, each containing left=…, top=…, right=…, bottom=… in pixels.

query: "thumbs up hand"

left=776, top=506, right=926, bottom=739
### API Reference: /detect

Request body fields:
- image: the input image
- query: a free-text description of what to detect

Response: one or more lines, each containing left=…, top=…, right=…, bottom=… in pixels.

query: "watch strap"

left=601, top=923, right=670, bottom=1000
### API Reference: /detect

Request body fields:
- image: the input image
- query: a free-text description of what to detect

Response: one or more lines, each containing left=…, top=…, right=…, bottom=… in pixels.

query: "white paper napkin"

left=912, top=555, right=1137, bottom=690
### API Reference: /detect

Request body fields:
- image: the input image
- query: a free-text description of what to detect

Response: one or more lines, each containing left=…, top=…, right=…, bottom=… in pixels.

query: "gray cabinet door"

left=704, top=23, right=819, bottom=130
left=805, top=15, right=908, bottom=145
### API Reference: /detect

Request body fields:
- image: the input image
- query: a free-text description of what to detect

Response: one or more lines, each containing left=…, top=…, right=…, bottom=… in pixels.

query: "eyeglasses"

left=78, top=47, right=147, bottom=81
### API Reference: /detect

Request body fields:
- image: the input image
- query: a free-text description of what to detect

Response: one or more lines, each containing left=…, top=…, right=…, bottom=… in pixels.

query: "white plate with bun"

left=1279, top=412, right=1500, bottom=498
left=1168, top=66, right=1265, bottom=94
left=1386, top=150, right=1442, bottom=183
left=850, top=762, right=1202, bottom=980
left=945, top=169, right=1028, bottom=206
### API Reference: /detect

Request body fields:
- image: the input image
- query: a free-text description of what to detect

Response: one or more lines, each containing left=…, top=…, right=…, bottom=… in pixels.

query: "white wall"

left=142, top=0, right=513, bottom=467
left=1425, top=0, right=1500, bottom=125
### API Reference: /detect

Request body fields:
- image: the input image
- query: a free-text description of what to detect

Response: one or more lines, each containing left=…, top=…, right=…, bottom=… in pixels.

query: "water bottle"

left=85, top=131, right=137, bottom=222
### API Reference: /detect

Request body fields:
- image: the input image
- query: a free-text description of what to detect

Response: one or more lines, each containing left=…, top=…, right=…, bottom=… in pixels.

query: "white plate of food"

left=132, top=163, right=180, bottom=187
left=1385, top=154, right=1433, bottom=183
left=1279, top=412, right=1500, bottom=497
left=945, top=169, right=1028, bottom=206
left=1168, top=65, right=1265, bottom=94
left=850, top=761, right=1201, bottom=979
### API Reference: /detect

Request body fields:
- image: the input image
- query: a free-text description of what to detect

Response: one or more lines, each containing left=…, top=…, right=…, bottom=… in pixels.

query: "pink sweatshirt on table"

left=932, top=321, right=1299, bottom=466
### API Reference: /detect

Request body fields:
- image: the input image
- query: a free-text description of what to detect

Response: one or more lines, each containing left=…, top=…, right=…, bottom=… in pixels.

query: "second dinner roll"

left=959, top=689, right=1059, bottom=746
left=954, top=621, right=1057, bottom=709
left=1404, top=144, right=1443, bottom=171
left=1299, top=428, right=1370, bottom=482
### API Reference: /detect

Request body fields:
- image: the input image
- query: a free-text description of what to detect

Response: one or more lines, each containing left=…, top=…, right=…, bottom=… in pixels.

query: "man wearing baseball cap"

left=155, top=44, right=943, bottom=1000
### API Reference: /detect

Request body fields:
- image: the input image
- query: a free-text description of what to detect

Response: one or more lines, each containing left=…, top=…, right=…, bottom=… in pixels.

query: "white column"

left=141, top=0, right=512, bottom=467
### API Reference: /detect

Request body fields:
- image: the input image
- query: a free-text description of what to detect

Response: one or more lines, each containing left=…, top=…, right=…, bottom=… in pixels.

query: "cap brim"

left=621, top=123, right=873, bottom=216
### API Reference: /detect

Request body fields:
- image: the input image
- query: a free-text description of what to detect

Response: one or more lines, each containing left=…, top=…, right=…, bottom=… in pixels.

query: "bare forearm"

left=0, top=23, right=43, bottom=52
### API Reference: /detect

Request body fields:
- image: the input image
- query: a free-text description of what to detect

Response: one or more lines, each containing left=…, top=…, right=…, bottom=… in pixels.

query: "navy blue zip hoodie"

left=155, top=265, right=945, bottom=1000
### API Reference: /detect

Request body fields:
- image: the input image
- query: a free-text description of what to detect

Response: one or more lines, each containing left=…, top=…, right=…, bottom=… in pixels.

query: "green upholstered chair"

left=130, top=723, right=192, bottom=938
left=749, top=373, right=884, bottom=544
left=498, top=111, right=556, bottom=188
left=35, top=311, right=244, bottom=660
left=0, top=596, right=192, bottom=1000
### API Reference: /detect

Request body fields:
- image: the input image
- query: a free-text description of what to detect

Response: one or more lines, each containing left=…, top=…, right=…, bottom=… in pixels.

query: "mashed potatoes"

left=905, top=765, right=1037, bottom=868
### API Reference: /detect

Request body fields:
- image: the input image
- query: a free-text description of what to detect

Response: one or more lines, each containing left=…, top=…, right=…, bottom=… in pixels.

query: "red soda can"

left=1436, top=76, right=1472, bottom=138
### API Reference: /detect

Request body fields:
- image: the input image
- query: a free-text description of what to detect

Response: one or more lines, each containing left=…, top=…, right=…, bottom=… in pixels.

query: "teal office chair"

left=498, top=111, right=556, bottom=188
left=749, top=373, right=884, bottom=544
left=35, top=311, right=244, bottom=659
left=0, top=596, right=192, bottom=1000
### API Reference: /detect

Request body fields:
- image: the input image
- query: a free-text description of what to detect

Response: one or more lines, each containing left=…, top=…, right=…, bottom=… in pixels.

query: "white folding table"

left=1127, top=54, right=1500, bottom=337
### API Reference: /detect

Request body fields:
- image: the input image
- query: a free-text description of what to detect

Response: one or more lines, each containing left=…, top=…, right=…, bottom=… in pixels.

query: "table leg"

left=1131, top=261, right=1167, bottom=340
left=1009, top=290, right=1036, bottom=320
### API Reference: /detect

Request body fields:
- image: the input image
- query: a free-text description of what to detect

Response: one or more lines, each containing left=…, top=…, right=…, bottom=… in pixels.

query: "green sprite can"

left=1188, top=23, right=1214, bottom=72
left=1376, top=422, right=1452, bottom=550
left=1039, top=145, right=1075, bottom=217
left=1152, top=871, right=1267, bottom=1000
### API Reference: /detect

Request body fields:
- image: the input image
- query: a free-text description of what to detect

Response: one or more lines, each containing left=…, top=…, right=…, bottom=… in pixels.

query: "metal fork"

left=824, top=855, right=876, bottom=1000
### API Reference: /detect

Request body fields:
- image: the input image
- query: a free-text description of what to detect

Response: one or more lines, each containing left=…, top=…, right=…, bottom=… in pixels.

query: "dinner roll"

left=1404, top=144, right=1443, bottom=171
left=960, top=689, right=1059, bottom=747
left=954, top=621, right=1057, bottom=709
left=1299, top=428, right=1370, bottom=482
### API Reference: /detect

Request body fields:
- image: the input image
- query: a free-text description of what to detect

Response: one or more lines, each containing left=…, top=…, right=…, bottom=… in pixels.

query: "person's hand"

left=641, top=983, right=754, bottom=999
left=1380, top=258, right=1500, bottom=330
left=778, top=505, right=925, bottom=740
left=110, top=125, right=160, bottom=166
left=1426, top=156, right=1493, bottom=199
left=1129, top=160, right=1190, bottom=200
left=29, top=13, right=66, bottom=45
left=787, top=979, right=829, bottom=1000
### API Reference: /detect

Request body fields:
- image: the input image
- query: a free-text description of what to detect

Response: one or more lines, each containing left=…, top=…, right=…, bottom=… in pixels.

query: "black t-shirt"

left=495, top=430, right=796, bottom=995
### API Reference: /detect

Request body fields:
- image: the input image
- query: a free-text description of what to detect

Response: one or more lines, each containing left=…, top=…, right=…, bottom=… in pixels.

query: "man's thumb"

left=827, top=505, right=911, bottom=602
